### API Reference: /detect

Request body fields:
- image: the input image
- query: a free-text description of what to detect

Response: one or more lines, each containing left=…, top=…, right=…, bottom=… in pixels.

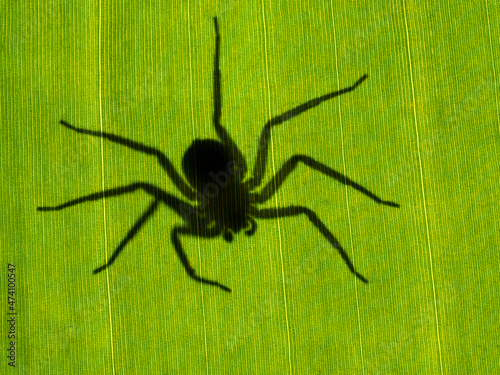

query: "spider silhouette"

left=38, top=17, right=399, bottom=292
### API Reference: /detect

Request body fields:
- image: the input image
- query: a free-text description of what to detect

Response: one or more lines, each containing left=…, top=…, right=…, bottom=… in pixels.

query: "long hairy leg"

left=211, top=17, right=247, bottom=173
left=171, top=225, right=231, bottom=292
left=58, top=120, right=195, bottom=200
left=251, top=205, right=368, bottom=283
left=251, top=154, right=399, bottom=207
left=37, top=182, right=198, bottom=273
left=93, top=200, right=160, bottom=273
left=246, top=74, right=368, bottom=190
left=37, top=181, right=194, bottom=216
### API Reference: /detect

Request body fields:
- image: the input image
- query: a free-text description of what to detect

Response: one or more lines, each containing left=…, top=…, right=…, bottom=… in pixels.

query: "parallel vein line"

left=484, top=0, right=500, bottom=276
left=484, top=0, right=500, bottom=133
left=260, top=1, right=292, bottom=373
left=329, top=4, right=365, bottom=374
left=98, top=1, right=116, bottom=374
left=186, top=3, right=209, bottom=373
left=402, top=2, right=443, bottom=373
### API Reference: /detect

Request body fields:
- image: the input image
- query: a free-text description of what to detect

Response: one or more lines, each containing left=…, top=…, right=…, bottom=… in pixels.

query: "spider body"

left=181, top=138, right=253, bottom=242
left=38, top=17, right=399, bottom=293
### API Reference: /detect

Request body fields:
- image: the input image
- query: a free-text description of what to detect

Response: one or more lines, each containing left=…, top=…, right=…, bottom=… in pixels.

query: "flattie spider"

left=38, top=17, right=399, bottom=292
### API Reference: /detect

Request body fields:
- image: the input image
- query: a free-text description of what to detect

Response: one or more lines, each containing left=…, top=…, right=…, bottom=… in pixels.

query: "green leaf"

left=2, top=0, right=499, bottom=373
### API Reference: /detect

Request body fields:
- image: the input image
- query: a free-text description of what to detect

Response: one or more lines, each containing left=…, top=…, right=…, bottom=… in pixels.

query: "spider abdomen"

left=182, top=139, right=240, bottom=190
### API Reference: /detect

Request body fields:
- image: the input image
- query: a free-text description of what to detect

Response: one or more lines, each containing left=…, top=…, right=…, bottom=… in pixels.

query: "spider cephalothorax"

left=38, top=17, right=399, bottom=292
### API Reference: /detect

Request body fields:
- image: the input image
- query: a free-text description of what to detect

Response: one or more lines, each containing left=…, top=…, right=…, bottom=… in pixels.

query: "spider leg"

left=93, top=199, right=159, bottom=274
left=37, top=184, right=142, bottom=211
left=58, top=120, right=195, bottom=200
left=211, top=17, right=247, bottom=174
left=171, top=225, right=231, bottom=292
left=37, top=181, right=195, bottom=218
left=250, top=154, right=399, bottom=207
left=246, top=74, right=368, bottom=190
left=250, top=205, right=368, bottom=283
